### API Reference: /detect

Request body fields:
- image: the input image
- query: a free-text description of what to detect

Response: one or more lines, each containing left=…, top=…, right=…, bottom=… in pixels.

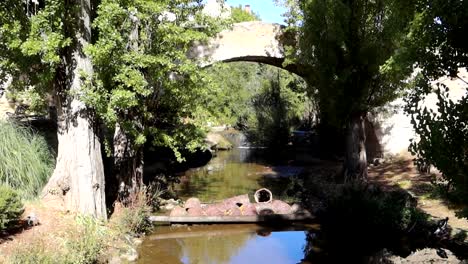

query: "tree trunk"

left=112, top=11, right=144, bottom=204
left=42, top=0, right=107, bottom=219
left=344, top=112, right=368, bottom=182
left=113, top=124, right=144, bottom=204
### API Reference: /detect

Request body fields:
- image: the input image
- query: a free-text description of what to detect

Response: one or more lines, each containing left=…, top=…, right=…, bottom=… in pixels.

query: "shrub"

left=0, top=185, right=24, bottom=230
left=0, top=121, right=54, bottom=198
left=320, top=183, right=422, bottom=234
left=64, top=216, right=108, bottom=264
left=114, top=186, right=154, bottom=236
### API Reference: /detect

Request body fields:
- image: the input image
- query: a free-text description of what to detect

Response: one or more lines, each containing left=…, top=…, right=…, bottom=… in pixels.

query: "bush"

left=114, top=186, right=154, bottom=236
left=0, top=121, right=54, bottom=198
left=320, top=183, right=421, bottom=234
left=0, top=185, right=24, bottom=230
left=64, top=216, right=108, bottom=264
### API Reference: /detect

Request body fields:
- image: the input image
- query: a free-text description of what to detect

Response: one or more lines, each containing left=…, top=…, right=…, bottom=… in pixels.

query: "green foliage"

left=320, top=183, right=427, bottom=239
left=204, top=62, right=309, bottom=147
left=115, top=186, right=155, bottom=235
left=84, top=0, right=226, bottom=161
left=294, top=0, right=416, bottom=127
left=230, top=5, right=260, bottom=23
left=0, top=121, right=54, bottom=199
left=0, top=185, right=23, bottom=230
left=0, top=0, right=70, bottom=113
left=401, top=0, right=468, bottom=206
left=64, top=216, right=108, bottom=264
left=405, top=78, right=468, bottom=203
left=245, top=72, right=307, bottom=147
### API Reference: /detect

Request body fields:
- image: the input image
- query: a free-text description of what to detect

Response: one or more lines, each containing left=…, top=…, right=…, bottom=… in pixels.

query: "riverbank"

left=0, top=197, right=150, bottom=263
left=298, top=155, right=468, bottom=262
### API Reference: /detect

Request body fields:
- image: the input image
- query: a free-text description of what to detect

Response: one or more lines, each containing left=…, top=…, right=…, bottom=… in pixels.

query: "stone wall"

left=376, top=69, right=467, bottom=156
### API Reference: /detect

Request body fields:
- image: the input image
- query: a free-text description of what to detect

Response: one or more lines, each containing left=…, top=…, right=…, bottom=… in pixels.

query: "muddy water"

left=138, top=148, right=311, bottom=263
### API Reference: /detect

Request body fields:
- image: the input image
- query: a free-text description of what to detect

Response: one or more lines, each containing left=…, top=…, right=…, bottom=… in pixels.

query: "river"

left=138, top=146, right=314, bottom=264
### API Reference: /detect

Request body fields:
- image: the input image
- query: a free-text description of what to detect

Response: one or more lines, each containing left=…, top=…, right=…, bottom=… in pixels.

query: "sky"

left=225, top=0, right=287, bottom=24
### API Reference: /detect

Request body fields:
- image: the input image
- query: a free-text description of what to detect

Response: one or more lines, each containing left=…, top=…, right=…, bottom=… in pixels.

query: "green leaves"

left=284, top=0, right=416, bottom=128
left=84, top=0, right=224, bottom=157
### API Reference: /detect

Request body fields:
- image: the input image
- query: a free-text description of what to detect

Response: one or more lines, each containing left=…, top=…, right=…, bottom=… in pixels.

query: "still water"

left=176, top=148, right=301, bottom=203
left=138, top=148, right=311, bottom=264
left=138, top=224, right=313, bottom=264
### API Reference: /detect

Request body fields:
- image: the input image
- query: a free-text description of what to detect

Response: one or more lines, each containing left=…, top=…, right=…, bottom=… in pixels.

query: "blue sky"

left=226, top=0, right=287, bottom=24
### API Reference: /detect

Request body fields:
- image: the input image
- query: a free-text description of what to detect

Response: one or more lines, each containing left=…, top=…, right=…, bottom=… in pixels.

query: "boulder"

left=203, top=204, right=224, bottom=216
left=240, top=203, right=257, bottom=216
left=184, top=197, right=201, bottom=209
left=224, top=206, right=242, bottom=216
left=170, top=206, right=187, bottom=217
left=271, top=200, right=292, bottom=214
left=223, top=194, right=250, bottom=207
left=187, top=206, right=204, bottom=216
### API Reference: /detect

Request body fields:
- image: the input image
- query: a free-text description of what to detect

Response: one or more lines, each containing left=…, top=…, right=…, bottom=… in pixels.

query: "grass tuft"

left=0, top=120, right=54, bottom=199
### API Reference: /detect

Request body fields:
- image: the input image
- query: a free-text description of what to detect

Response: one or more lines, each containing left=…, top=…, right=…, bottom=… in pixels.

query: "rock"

left=203, top=204, right=224, bottom=216
left=163, top=203, right=175, bottom=211
left=121, top=248, right=139, bottom=262
left=26, top=212, right=40, bottom=226
left=290, top=203, right=300, bottom=213
left=271, top=200, right=292, bottom=214
left=240, top=203, right=257, bottom=216
left=187, top=206, right=204, bottom=216
left=132, top=238, right=143, bottom=246
left=385, top=248, right=459, bottom=263
left=108, top=256, right=122, bottom=264
left=170, top=206, right=187, bottom=217
left=223, top=194, right=250, bottom=207
left=184, top=197, right=201, bottom=209
left=224, top=206, right=241, bottom=216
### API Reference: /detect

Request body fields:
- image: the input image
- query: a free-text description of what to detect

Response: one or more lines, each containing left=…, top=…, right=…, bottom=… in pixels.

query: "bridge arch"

left=191, top=21, right=305, bottom=77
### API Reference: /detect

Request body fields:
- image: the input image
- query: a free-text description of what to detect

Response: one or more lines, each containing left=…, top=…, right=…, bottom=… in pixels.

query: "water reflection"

left=138, top=224, right=308, bottom=264
left=176, top=149, right=273, bottom=202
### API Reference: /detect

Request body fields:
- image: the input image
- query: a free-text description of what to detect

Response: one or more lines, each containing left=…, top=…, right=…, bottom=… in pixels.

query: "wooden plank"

left=148, top=212, right=315, bottom=224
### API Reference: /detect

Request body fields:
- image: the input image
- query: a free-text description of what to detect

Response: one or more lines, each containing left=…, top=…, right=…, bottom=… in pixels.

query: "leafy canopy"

left=282, top=0, right=416, bottom=125
left=230, top=4, right=260, bottom=23
left=84, top=0, right=226, bottom=160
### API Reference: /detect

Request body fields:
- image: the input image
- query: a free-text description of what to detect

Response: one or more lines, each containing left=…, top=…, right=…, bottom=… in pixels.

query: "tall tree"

left=0, top=0, right=106, bottom=218
left=283, top=0, right=416, bottom=181
left=84, top=0, right=223, bottom=201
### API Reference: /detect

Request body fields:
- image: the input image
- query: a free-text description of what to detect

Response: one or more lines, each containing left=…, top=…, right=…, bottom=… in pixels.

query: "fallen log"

left=148, top=211, right=314, bottom=224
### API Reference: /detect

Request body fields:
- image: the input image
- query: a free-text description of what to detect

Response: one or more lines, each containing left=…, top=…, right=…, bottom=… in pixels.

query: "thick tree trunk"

left=42, top=0, right=107, bottom=219
left=344, top=112, right=368, bottom=182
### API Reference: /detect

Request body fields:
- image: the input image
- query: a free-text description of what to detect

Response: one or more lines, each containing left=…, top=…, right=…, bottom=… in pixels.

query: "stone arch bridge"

left=190, top=21, right=306, bottom=77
